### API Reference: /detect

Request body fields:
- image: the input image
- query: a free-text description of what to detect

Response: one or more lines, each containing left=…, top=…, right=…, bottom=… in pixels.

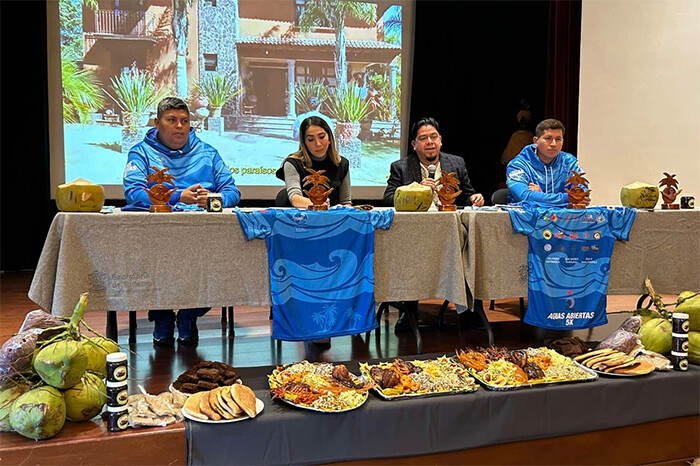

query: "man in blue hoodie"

left=506, top=119, right=589, bottom=206
left=123, top=97, right=241, bottom=345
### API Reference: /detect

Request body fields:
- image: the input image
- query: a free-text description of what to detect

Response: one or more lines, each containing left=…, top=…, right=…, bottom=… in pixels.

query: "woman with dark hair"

left=276, top=116, right=352, bottom=208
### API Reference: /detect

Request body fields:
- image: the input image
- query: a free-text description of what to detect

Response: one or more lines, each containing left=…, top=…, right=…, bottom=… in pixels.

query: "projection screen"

left=47, top=0, right=414, bottom=200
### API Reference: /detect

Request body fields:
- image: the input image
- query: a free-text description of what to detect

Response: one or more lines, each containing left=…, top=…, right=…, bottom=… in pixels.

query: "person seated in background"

left=506, top=118, right=589, bottom=206
left=292, top=97, right=334, bottom=140
left=382, top=117, right=484, bottom=331
left=382, top=117, right=484, bottom=208
left=277, top=116, right=352, bottom=208
left=123, top=96, right=241, bottom=345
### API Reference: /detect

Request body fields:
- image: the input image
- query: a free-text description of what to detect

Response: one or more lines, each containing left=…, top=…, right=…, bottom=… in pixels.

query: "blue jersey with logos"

left=508, top=206, right=636, bottom=329
left=236, top=208, right=394, bottom=341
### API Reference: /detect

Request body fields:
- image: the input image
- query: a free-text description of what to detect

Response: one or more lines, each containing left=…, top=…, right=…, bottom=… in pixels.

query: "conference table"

left=29, top=208, right=700, bottom=347
left=28, top=208, right=471, bottom=350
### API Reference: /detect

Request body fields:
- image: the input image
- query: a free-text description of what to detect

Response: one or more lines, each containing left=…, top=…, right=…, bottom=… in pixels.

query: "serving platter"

left=182, top=398, right=264, bottom=423
left=359, top=356, right=478, bottom=400
left=268, top=361, right=371, bottom=413
left=455, top=347, right=598, bottom=391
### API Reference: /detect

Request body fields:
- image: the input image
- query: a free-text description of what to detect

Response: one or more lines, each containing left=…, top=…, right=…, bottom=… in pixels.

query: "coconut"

left=81, top=336, right=118, bottom=377
left=394, top=182, right=432, bottom=212
left=9, top=385, right=66, bottom=440
left=620, top=181, right=659, bottom=209
left=638, top=318, right=672, bottom=354
left=688, top=331, right=700, bottom=365
left=64, top=372, right=107, bottom=421
left=55, top=178, right=105, bottom=212
left=34, top=340, right=88, bottom=389
left=633, top=307, right=664, bottom=325
left=0, top=379, right=31, bottom=431
left=675, top=291, right=700, bottom=332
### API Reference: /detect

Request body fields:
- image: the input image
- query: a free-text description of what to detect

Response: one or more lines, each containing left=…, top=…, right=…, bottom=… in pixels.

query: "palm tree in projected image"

left=172, top=0, right=192, bottom=98
left=61, top=57, right=104, bottom=124
left=299, top=1, right=376, bottom=93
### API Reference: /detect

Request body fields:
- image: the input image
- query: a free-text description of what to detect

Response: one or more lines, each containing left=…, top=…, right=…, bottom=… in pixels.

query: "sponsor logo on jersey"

left=543, top=229, right=552, bottom=240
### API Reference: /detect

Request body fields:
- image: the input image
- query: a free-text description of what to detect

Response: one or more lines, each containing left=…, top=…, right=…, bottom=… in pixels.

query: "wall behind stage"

left=578, top=0, right=700, bottom=205
left=408, top=0, right=550, bottom=204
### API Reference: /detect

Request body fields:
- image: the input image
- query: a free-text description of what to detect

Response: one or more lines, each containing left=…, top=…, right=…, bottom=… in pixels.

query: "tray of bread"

left=171, top=360, right=241, bottom=396
left=573, top=348, right=656, bottom=376
left=182, top=383, right=263, bottom=423
left=359, top=357, right=478, bottom=400
left=455, top=346, right=597, bottom=390
left=268, top=361, right=372, bottom=413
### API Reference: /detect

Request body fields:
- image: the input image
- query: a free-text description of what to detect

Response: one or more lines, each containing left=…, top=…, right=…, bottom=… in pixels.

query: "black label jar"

left=106, top=381, right=128, bottom=407
left=106, top=352, right=128, bottom=383
left=107, top=406, right=129, bottom=432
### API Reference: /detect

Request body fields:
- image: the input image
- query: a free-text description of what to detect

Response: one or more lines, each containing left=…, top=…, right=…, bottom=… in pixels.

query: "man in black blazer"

left=383, top=117, right=484, bottom=207
left=382, top=117, right=485, bottom=331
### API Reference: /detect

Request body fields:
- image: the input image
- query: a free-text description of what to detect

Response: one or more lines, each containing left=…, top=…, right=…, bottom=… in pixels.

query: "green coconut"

left=33, top=339, right=87, bottom=389
left=620, top=181, right=659, bottom=209
left=394, top=182, right=432, bottom=212
left=688, top=331, right=700, bottom=365
left=9, top=385, right=66, bottom=440
left=81, top=336, right=118, bottom=377
left=0, top=379, right=31, bottom=431
left=632, top=307, right=664, bottom=325
left=675, top=291, right=700, bottom=332
left=64, top=372, right=107, bottom=421
left=638, top=318, right=672, bottom=354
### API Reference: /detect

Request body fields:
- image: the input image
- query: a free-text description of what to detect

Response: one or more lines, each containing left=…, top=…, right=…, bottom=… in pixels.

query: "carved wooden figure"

left=144, top=166, right=176, bottom=212
left=659, top=172, right=682, bottom=209
left=303, top=168, right=334, bottom=211
left=565, top=170, right=591, bottom=209
left=436, top=171, right=462, bottom=211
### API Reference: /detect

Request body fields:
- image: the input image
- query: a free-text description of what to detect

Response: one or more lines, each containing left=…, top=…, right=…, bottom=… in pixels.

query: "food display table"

left=185, top=358, right=700, bottom=465
left=460, top=209, right=700, bottom=305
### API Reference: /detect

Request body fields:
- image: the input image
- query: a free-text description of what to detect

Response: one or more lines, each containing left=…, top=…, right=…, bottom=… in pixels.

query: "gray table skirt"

left=185, top=358, right=700, bottom=465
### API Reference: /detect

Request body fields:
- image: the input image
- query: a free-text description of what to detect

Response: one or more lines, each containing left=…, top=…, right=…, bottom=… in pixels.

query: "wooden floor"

left=4, top=271, right=695, bottom=466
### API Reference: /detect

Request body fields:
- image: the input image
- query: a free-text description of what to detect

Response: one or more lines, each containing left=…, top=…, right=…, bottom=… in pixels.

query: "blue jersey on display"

left=236, top=208, right=394, bottom=341
left=508, top=206, right=636, bottom=330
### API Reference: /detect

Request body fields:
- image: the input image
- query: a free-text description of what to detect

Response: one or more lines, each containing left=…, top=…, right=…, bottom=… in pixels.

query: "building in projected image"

left=63, top=0, right=403, bottom=186
left=78, top=0, right=401, bottom=133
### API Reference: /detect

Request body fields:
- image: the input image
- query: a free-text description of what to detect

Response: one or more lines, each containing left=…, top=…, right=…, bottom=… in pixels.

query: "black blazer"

left=382, top=152, right=477, bottom=206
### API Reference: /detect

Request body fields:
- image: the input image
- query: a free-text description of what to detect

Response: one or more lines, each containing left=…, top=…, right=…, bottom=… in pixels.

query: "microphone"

left=427, top=164, right=436, bottom=179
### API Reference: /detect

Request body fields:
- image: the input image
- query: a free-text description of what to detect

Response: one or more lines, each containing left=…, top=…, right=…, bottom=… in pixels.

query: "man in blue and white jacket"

left=506, top=119, right=588, bottom=206
left=123, top=97, right=241, bottom=346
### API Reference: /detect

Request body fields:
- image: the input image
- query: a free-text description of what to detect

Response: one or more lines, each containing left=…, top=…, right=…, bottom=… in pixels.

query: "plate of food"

left=455, top=346, right=597, bottom=390
left=268, top=361, right=372, bottom=413
left=182, top=383, right=263, bottom=423
left=573, top=348, right=656, bottom=376
left=171, top=360, right=241, bottom=396
left=359, top=357, right=478, bottom=399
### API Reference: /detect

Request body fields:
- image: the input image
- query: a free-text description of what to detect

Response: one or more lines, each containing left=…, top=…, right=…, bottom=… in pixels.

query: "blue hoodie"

left=123, top=128, right=240, bottom=207
left=506, top=144, right=582, bottom=206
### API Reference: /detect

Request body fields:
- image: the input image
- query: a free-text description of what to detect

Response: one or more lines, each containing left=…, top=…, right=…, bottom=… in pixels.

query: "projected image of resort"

left=59, top=0, right=403, bottom=187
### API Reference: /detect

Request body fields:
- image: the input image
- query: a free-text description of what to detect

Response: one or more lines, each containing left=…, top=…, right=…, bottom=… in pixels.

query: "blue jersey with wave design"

left=508, top=206, right=636, bottom=330
left=237, top=208, right=394, bottom=341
